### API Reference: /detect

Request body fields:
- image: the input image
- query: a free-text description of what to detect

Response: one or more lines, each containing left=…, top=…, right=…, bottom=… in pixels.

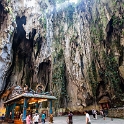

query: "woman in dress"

left=26, top=114, right=31, bottom=124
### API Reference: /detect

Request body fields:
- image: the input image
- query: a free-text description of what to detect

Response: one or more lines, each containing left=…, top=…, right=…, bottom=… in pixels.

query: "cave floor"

left=52, top=115, right=124, bottom=124
left=1, top=115, right=124, bottom=124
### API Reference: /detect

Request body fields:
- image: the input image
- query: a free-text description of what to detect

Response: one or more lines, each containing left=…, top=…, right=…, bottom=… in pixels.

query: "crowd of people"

left=2, top=108, right=107, bottom=124
left=25, top=111, right=53, bottom=124
left=91, top=108, right=108, bottom=120
left=66, top=109, right=107, bottom=124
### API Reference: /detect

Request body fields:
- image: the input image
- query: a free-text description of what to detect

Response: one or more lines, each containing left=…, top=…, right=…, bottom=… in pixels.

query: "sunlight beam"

left=69, top=0, right=78, bottom=4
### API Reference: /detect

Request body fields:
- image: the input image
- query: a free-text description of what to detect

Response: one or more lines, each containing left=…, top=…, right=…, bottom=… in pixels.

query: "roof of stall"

left=98, top=96, right=110, bottom=104
left=4, top=92, right=57, bottom=104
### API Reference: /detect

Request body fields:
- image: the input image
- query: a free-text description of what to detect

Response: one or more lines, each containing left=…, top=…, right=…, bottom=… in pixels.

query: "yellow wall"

left=0, top=107, right=6, bottom=116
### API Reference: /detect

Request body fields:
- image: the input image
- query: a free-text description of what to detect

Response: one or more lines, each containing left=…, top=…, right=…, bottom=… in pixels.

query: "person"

left=49, top=113, right=53, bottom=124
left=103, top=109, right=106, bottom=120
left=20, top=113, right=23, bottom=122
left=84, top=110, right=91, bottom=124
left=92, top=109, right=97, bottom=119
left=67, top=111, right=73, bottom=124
left=94, top=110, right=97, bottom=119
left=100, top=109, right=103, bottom=117
left=33, top=113, right=39, bottom=124
left=1, top=114, right=5, bottom=122
left=9, top=112, right=12, bottom=119
left=26, top=114, right=31, bottom=124
left=41, top=112, right=46, bottom=124
left=8, top=112, right=13, bottom=123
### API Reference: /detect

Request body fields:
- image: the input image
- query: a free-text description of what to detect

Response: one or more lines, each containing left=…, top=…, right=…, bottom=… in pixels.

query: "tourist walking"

left=103, top=109, right=106, bottom=120
left=9, top=112, right=12, bottom=119
left=100, top=109, right=103, bottom=117
left=33, top=113, right=39, bottom=124
left=95, top=110, right=97, bottom=119
left=67, top=111, right=73, bottom=124
left=49, top=113, right=53, bottom=124
left=84, top=110, right=91, bottom=124
left=1, top=114, right=5, bottom=122
left=26, top=114, right=31, bottom=124
left=41, top=111, right=46, bottom=124
left=92, top=109, right=97, bottom=119
left=20, top=113, right=23, bottom=122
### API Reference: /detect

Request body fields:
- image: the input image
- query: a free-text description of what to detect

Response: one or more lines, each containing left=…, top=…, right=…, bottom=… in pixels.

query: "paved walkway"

left=53, top=116, right=124, bottom=124
left=46, top=115, right=124, bottom=124
left=1, top=115, right=124, bottom=124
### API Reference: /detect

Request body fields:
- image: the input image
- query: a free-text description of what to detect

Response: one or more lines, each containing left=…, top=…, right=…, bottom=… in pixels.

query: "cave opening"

left=4, top=14, right=43, bottom=90
left=38, top=60, right=51, bottom=92
left=96, top=81, right=109, bottom=101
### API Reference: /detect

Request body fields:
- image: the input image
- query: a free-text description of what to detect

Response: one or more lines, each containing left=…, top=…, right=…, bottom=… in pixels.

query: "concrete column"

left=22, top=98, right=27, bottom=121
left=12, top=103, right=16, bottom=119
left=5, top=105, right=9, bottom=118
left=49, top=100, right=52, bottom=114
left=35, top=102, right=39, bottom=113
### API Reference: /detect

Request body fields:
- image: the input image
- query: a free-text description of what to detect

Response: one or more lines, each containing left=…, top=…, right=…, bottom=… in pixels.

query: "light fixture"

left=38, top=99, right=47, bottom=103
left=29, top=102, right=35, bottom=104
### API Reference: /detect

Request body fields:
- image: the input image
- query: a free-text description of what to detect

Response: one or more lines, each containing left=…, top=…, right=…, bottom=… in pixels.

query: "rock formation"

left=0, top=0, right=124, bottom=112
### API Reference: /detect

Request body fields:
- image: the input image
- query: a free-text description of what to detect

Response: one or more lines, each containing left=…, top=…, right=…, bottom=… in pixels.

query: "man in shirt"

left=41, top=111, right=46, bottom=124
left=33, top=113, right=39, bottom=124
left=92, top=109, right=95, bottom=119
left=67, top=111, right=73, bottom=124
left=84, top=110, right=91, bottom=124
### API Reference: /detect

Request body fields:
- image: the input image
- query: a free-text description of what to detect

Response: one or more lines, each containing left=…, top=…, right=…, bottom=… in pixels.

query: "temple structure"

left=2, top=86, right=57, bottom=121
left=98, top=96, right=110, bottom=110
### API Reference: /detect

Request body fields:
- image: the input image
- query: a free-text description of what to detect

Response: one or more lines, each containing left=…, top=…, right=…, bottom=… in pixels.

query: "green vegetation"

left=91, top=60, right=97, bottom=81
left=52, top=34, right=67, bottom=108
left=57, top=49, right=63, bottom=60
left=112, top=15, right=124, bottom=27
left=102, top=52, right=122, bottom=95
left=39, top=16, right=47, bottom=30
left=88, top=2, right=124, bottom=101
left=90, top=22, right=104, bottom=44
left=52, top=61, right=67, bottom=108
left=52, top=0, right=124, bottom=107
left=88, top=68, right=97, bottom=97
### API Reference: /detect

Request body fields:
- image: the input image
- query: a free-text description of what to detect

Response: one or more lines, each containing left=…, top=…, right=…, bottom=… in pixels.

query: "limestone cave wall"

left=0, top=0, right=124, bottom=112
left=0, top=0, right=54, bottom=98
left=51, top=0, right=124, bottom=111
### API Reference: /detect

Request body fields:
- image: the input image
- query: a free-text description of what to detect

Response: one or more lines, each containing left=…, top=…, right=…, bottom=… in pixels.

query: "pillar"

left=22, top=98, right=27, bottom=121
left=49, top=100, right=52, bottom=114
left=35, top=102, right=39, bottom=113
left=5, top=105, right=9, bottom=118
left=12, top=103, right=16, bottom=119
left=9, top=104, right=14, bottom=119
